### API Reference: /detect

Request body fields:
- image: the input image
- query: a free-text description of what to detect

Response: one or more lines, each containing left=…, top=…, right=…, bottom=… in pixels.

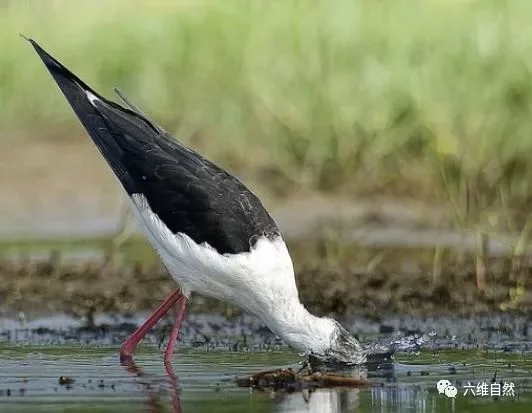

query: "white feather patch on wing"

left=85, top=90, right=99, bottom=106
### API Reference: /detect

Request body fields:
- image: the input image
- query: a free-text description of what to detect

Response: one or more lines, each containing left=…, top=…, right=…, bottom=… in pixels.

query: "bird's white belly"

left=155, top=232, right=243, bottom=300
left=129, top=193, right=299, bottom=315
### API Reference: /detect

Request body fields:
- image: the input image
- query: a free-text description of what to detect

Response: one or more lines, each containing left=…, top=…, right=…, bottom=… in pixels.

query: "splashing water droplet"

left=362, top=332, right=434, bottom=357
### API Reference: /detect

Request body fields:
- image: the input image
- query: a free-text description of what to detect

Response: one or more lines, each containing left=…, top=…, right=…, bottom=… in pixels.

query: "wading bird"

left=26, top=38, right=366, bottom=366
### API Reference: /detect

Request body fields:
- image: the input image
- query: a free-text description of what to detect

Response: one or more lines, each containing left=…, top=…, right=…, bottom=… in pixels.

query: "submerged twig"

left=236, top=368, right=372, bottom=391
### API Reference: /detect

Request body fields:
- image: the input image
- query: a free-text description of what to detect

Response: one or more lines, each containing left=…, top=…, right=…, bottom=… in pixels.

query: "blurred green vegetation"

left=2, top=0, right=532, bottom=228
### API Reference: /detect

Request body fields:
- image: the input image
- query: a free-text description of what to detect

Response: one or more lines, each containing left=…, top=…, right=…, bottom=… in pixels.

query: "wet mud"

left=297, top=261, right=532, bottom=317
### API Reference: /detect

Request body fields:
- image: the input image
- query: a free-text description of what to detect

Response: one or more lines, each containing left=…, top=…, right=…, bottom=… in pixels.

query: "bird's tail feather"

left=24, top=37, right=158, bottom=191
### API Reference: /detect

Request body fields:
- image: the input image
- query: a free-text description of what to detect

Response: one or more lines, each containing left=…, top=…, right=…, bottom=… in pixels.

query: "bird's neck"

left=262, top=300, right=336, bottom=355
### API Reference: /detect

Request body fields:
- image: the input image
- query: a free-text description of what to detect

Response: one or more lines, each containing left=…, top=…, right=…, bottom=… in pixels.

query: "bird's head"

left=260, top=301, right=367, bottom=367
left=310, top=320, right=367, bottom=366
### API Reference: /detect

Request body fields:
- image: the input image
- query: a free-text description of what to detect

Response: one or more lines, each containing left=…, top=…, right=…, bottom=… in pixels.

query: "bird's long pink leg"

left=120, top=289, right=184, bottom=361
left=164, top=360, right=182, bottom=413
left=164, top=297, right=188, bottom=364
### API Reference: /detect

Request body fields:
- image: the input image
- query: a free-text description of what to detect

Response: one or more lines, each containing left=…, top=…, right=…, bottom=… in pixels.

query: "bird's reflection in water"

left=273, top=388, right=360, bottom=413
left=120, top=357, right=181, bottom=413
left=272, top=352, right=396, bottom=413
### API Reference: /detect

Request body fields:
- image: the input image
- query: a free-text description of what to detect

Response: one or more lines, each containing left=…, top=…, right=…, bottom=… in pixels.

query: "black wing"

left=27, top=38, right=280, bottom=255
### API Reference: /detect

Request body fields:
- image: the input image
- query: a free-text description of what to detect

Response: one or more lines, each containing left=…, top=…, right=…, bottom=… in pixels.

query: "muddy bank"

left=296, top=259, right=532, bottom=317
left=0, top=248, right=530, bottom=323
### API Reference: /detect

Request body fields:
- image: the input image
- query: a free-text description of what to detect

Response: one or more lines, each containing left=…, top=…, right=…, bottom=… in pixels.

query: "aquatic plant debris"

left=58, top=376, right=75, bottom=386
left=236, top=367, right=372, bottom=391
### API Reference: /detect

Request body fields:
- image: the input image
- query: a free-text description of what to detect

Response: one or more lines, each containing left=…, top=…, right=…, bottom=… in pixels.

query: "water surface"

left=0, top=344, right=530, bottom=413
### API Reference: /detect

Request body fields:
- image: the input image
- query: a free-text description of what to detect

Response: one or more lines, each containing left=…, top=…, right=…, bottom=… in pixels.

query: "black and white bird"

left=26, top=38, right=366, bottom=366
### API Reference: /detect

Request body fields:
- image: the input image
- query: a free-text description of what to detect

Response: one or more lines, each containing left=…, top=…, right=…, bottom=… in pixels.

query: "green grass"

left=3, top=0, right=532, bottom=226
left=0, top=233, right=159, bottom=264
